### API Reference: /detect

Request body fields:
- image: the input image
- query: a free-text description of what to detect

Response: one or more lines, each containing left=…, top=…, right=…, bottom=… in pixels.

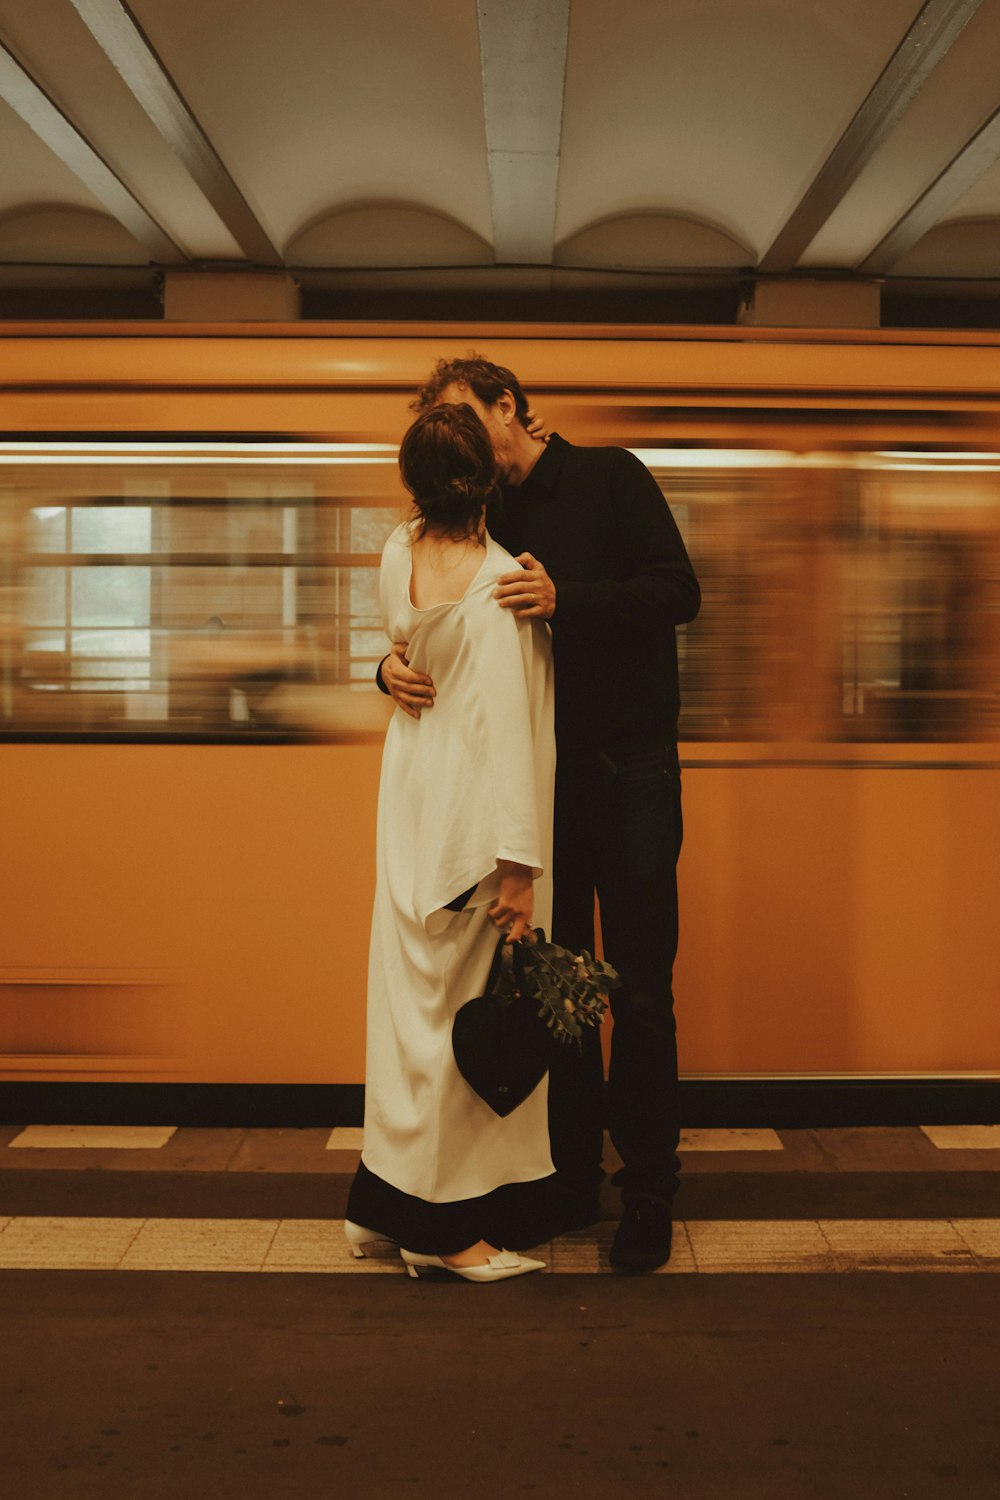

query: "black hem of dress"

left=346, top=1159, right=557, bottom=1255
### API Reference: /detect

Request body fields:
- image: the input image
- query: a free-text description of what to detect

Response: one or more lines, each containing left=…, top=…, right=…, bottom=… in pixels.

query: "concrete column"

left=162, top=270, right=300, bottom=321
left=738, top=277, right=881, bottom=328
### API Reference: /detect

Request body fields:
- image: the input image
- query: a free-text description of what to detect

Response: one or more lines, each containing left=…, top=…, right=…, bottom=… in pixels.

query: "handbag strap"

left=499, top=940, right=517, bottom=992
left=494, top=928, right=546, bottom=1001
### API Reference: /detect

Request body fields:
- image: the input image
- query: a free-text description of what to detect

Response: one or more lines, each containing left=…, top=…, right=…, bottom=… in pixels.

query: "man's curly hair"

left=412, top=353, right=530, bottom=427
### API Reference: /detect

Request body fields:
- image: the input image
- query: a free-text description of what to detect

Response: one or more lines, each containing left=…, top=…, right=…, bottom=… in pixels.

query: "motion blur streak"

left=2, top=438, right=998, bottom=745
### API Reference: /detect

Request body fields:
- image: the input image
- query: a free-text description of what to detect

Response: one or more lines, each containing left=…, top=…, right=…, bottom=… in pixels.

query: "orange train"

left=1, top=323, right=998, bottom=1103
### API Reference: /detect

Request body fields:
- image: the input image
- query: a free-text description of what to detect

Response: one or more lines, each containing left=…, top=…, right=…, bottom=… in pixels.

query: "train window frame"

left=643, top=447, right=1000, bottom=746
left=0, top=438, right=403, bottom=743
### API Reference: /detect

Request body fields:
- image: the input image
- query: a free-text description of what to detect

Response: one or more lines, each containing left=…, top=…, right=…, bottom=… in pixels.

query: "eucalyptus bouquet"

left=514, top=930, right=621, bottom=1047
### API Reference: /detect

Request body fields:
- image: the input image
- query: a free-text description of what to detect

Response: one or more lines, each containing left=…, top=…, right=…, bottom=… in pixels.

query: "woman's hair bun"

left=398, top=403, right=498, bottom=538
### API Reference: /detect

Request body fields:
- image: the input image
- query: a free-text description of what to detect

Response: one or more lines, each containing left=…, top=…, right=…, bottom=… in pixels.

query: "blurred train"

left=1, top=325, right=999, bottom=1094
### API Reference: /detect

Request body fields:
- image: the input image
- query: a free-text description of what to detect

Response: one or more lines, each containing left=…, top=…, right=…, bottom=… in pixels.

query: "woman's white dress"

left=360, top=521, right=556, bottom=1205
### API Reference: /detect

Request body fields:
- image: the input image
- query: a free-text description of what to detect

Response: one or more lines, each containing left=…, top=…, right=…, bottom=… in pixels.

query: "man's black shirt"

left=486, top=433, right=700, bottom=756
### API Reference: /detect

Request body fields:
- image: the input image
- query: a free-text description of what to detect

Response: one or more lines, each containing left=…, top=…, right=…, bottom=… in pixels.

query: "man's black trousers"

left=548, top=741, right=683, bottom=1205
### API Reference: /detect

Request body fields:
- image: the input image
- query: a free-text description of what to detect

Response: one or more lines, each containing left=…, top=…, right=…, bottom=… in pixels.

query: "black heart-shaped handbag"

left=452, top=933, right=552, bottom=1117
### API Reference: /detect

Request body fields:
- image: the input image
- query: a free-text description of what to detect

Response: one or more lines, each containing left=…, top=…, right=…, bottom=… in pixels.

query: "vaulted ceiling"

left=2, top=0, right=1000, bottom=324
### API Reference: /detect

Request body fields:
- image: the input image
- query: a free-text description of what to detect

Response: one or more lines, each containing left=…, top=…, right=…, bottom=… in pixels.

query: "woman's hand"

left=524, top=407, right=550, bottom=444
left=489, top=860, right=535, bottom=943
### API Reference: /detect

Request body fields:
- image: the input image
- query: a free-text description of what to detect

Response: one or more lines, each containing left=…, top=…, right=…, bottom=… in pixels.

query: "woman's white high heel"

left=343, top=1219, right=397, bottom=1258
left=399, top=1247, right=545, bottom=1282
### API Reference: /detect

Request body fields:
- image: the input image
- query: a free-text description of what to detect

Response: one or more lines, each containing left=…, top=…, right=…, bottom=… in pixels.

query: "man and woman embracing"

left=345, top=354, right=700, bottom=1281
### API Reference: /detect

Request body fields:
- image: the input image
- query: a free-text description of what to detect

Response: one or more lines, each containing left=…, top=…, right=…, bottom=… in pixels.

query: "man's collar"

left=506, top=431, right=568, bottom=495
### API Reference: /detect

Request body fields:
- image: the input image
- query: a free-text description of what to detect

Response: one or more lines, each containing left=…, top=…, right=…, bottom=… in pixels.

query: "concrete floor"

left=2, top=1126, right=1000, bottom=1497
left=3, top=1271, right=999, bottom=1499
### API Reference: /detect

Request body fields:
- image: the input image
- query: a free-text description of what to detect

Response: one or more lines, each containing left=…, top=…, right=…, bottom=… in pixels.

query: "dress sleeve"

left=469, top=603, right=549, bottom=877
left=378, top=525, right=410, bottom=645
left=553, top=448, right=700, bottom=644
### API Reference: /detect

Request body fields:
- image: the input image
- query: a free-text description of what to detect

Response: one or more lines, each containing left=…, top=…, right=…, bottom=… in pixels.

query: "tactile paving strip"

left=1, top=1217, right=999, bottom=1273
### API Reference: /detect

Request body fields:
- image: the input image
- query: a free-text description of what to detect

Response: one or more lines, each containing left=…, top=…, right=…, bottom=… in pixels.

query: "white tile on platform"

left=8, top=1125, right=177, bottom=1150
left=270, top=1256, right=399, bottom=1274
left=687, top=1219, right=833, bottom=1273
left=0, top=1217, right=144, bottom=1268
left=547, top=1220, right=695, bottom=1274
left=655, top=1220, right=696, bottom=1274
left=920, top=1125, right=1000, bottom=1150
left=120, top=1217, right=278, bottom=1271
left=3, top=1216, right=999, bottom=1274
left=819, top=1218, right=975, bottom=1269
left=264, top=1220, right=398, bottom=1273
left=679, top=1128, right=784, bottom=1152
left=548, top=1228, right=606, bottom=1272
left=325, top=1128, right=364, bottom=1151
left=952, top=1220, right=1000, bottom=1260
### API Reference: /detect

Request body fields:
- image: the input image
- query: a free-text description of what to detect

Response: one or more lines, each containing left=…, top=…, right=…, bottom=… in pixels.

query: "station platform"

left=2, top=1122, right=1000, bottom=1271
left=3, top=1125, right=999, bottom=1498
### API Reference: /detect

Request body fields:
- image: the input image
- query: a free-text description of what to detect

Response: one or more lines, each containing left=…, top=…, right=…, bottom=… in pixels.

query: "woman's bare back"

left=408, top=532, right=486, bottom=610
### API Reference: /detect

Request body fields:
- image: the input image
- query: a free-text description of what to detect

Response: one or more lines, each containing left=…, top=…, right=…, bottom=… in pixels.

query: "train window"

left=645, top=453, right=838, bottom=742
left=0, top=441, right=403, bottom=740
left=841, top=463, right=1000, bottom=741
left=645, top=449, right=1000, bottom=744
left=21, top=504, right=153, bottom=696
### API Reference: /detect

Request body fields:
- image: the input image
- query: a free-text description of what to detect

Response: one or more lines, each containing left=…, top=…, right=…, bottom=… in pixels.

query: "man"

left=378, top=355, right=700, bottom=1271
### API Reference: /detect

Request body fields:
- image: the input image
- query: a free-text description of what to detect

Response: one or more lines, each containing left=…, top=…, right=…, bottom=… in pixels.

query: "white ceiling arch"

left=2, top=0, right=1000, bottom=322
left=555, top=211, right=752, bottom=272
left=890, top=215, right=1000, bottom=278
left=286, top=202, right=493, bottom=269
left=0, top=202, right=147, bottom=262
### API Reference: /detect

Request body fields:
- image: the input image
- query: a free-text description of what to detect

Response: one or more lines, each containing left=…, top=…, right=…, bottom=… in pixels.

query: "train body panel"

left=2, top=324, right=999, bottom=1084
left=1, top=744, right=998, bottom=1083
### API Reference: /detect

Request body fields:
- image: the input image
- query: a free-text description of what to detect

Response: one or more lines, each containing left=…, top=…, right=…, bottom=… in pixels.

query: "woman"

left=344, top=403, right=556, bottom=1282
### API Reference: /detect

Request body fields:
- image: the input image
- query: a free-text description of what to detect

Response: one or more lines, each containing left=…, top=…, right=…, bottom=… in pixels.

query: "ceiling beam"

left=859, top=101, right=1000, bottom=274
left=757, top=0, right=984, bottom=273
left=0, top=38, right=185, bottom=264
left=69, top=0, right=283, bottom=267
left=477, top=0, right=570, bottom=265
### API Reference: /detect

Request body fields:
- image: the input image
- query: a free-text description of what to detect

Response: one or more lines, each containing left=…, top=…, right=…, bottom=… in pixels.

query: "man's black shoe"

left=609, top=1195, right=673, bottom=1272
